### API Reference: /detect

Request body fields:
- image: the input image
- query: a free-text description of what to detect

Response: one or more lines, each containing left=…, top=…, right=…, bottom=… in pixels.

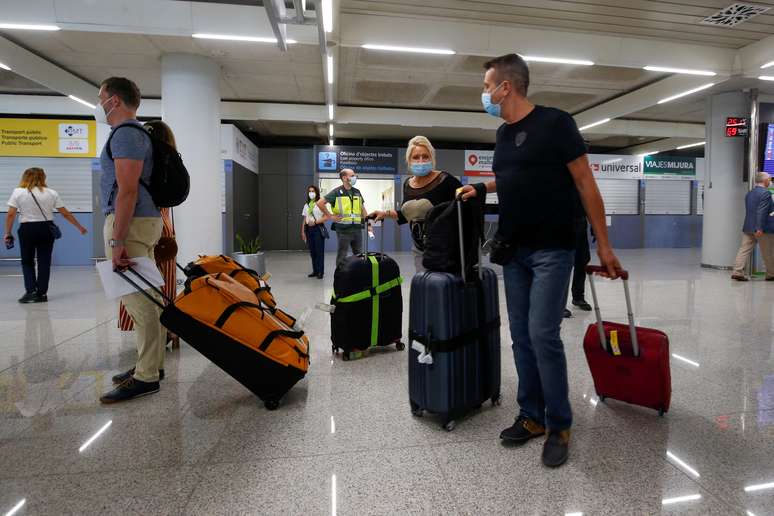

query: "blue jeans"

left=305, top=224, right=325, bottom=275
left=503, top=247, right=575, bottom=431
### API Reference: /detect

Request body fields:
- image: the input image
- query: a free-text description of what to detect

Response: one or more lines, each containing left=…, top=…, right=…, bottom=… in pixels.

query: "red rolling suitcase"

left=583, top=265, right=671, bottom=415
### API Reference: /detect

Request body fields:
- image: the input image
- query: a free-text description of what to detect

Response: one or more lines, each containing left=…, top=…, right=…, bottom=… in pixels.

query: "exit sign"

left=726, top=117, right=749, bottom=137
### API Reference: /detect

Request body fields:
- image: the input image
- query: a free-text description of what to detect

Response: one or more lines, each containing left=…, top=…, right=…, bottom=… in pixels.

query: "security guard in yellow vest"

left=318, top=168, right=373, bottom=267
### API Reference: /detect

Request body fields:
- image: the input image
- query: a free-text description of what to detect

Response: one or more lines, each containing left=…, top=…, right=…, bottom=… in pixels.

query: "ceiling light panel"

left=362, top=44, right=455, bottom=55
left=644, top=66, right=716, bottom=77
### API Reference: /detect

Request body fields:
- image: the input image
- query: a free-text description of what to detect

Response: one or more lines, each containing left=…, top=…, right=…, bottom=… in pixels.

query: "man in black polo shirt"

left=461, top=53, right=622, bottom=468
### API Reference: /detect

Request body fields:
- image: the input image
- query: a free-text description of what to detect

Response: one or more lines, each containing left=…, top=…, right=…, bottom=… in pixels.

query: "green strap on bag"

left=331, top=255, right=403, bottom=348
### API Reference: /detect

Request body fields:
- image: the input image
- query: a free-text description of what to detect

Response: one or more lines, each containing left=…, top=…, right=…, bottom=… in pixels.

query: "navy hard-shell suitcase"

left=408, top=198, right=501, bottom=431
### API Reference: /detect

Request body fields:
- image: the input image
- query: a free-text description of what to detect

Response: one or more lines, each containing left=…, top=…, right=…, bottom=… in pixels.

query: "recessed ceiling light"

left=522, top=56, right=594, bottom=66
left=644, top=66, right=716, bottom=76
left=68, top=95, right=96, bottom=109
left=362, top=44, right=455, bottom=55
left=5, top=499, right=26, bottom=516
left=579, top=118, right=611, bottom=131
left=327, top=55, right=334, bottom=84
left=761, top=60, right=774, bottom=69
left=0, top=62, right=10, bottom=71
left=329, top=124, right=334, bottom=138
left=328, top=104, right=334, bottom=120
left=744, top=481, right=774, bottom=492
left=662, top=494, right=701, bottom=505
left=329, top=138, right=334, bottom=146
left=676, top=142, right=706, bottom=150
left=322, top=0, right=333, bottom=33
left=0, top=22, right=60, bottom=31
left=639, top=151, right=659, bottom=157
left=657, top=83, right=715, bottom=104
left=759, top=76, right=774, bottom=82
left=192, top=33, right=297, bottom=44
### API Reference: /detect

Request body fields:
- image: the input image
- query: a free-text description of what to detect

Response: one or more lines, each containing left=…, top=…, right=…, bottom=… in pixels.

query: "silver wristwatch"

left=108, top=238, right=125, bottom=248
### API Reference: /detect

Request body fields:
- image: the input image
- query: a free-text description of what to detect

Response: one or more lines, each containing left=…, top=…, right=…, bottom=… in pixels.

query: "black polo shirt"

left=493, top=105, right=587, bottom=250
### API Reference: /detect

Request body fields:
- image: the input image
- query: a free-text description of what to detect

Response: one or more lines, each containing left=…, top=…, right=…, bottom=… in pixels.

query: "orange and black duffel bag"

left=180, top=255, right=277, bottom=310
left=119, top=268, right=309, bottom=410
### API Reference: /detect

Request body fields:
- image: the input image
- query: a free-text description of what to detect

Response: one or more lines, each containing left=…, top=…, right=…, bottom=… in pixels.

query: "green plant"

left=236, top=234, right=261, bottom=254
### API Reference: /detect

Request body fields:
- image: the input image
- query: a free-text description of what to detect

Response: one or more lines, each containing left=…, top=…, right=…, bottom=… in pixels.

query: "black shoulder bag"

left=29, top=190, right=62, bottom=240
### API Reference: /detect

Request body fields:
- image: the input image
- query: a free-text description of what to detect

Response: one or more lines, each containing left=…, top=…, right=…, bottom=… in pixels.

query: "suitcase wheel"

left=264, top=399, right=280, bottom=411
left=331, top=345, right=336, bottom=355
left=491, top=395, right=501, bottom=407
left=395, top=341, right=406, bottom=351
left=410, top=401, right=423, bottom=417
left=342, top=352, right=351, bottom=361
left=442, top=420, right=456, bottom=432
left=658, top=408, right=665, bottom=417
left=598, top=395, right=606, bottom=403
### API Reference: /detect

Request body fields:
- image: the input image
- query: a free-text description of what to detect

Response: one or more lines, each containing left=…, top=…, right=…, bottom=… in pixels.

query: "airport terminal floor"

left=0, top=249, right=772, bottom=515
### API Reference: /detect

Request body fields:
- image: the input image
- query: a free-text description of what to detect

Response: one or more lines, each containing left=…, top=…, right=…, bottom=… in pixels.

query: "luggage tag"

left=411, top=341, right=434, bottom=365
left=609, top=330, right=622, bottom=356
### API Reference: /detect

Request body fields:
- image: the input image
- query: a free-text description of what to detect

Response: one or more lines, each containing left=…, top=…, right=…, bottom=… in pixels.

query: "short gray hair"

left=756, top=172, right=770, bottom=184
left=483, top=54, right=530, bottom=97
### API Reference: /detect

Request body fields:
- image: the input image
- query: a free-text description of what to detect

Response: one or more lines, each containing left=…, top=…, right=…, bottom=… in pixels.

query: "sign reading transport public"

left=0, top=118, right=96, bottom=158
left=315, top=145, right=398, bottom=175
left=643, top=156, right=696, bottom=179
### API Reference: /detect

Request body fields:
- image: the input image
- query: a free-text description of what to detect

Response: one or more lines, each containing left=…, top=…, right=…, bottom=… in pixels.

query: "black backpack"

left=422, top=197, right=484, bottom=278
left=106, top=123, right=190, bottom=208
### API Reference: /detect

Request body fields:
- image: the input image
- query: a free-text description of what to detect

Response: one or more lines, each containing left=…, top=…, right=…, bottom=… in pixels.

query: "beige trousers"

left=733, top=232, right=774, bottom=277
left=104, top=214, right=166, bottom=382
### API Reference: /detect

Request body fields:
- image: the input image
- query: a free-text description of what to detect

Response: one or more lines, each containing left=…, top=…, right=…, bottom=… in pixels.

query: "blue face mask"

left=410, top=162, right=433, bottom=177
left=349, top=176, right=357, bottom=186
left=481, top=82, right=505, bottom=118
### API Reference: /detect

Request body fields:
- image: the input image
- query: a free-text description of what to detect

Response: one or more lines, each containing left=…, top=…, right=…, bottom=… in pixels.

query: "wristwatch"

left=108, top=238, right=125, bottom=248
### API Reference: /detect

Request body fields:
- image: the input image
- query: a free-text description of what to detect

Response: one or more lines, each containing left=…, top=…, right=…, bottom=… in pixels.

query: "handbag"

left=154, top=209, right=178, bottom=264
left=309, top=203, right=330, bottom=239
left=29, top=190, right=62, bottom=240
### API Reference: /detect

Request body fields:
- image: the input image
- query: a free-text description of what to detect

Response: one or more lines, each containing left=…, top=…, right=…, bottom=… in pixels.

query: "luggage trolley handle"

left=585, top=265, right=639, bottom=357
left=114, top=266, right=172, bottom=310
left=455, top=194, right=482, bottom=284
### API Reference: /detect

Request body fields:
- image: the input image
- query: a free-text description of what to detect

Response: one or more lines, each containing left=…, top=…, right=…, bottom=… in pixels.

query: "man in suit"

left=732, top=172, right=774, bottom=281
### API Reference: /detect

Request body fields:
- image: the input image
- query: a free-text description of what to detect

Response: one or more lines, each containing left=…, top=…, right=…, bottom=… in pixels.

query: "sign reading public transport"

left=643, top=156, right=696, bottom=179
left=0, top=118, right=96, bottom=157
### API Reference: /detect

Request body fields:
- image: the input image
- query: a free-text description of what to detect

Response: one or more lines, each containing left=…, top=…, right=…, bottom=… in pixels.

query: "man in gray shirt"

left=97, top=77, right=167, bottom=403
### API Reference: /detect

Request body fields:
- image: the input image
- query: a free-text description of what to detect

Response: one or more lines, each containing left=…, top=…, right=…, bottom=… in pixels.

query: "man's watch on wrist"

left=109, top=238, right=125, bottom=248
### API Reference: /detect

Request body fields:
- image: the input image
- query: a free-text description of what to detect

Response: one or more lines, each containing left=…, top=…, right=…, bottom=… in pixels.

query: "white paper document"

left=96, top=257, right=164, bottom=300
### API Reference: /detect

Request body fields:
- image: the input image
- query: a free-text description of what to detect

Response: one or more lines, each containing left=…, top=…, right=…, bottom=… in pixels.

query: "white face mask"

left=308, top=191, right=316, bottom=200
left=94, top=96, right=115, bottom=125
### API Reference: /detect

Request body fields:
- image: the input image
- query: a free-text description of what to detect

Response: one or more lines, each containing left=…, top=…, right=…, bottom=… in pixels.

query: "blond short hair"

left=19, top=167, right=47, bottom=190
left=756, top=172, right=770, bottom=184
left=406, top=135, right=436, bottom=169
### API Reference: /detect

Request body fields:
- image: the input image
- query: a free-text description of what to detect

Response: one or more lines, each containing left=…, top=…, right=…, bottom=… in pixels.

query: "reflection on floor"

left=0, top=249, right=772, bottom=515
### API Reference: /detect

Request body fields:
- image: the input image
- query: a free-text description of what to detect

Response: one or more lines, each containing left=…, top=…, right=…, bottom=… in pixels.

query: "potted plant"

left=232, top=234, right=265, bottom=276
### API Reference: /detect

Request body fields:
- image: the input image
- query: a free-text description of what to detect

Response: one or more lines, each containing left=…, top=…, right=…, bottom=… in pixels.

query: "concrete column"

left=701, top=91, right=749, bottom=268
left=161, top=53, right=222, bottom=264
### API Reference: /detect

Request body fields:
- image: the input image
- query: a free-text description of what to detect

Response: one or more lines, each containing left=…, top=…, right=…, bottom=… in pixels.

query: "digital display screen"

left=764, top=123, right=774, bottom=174
left=726, top=117, right=749, bottom=137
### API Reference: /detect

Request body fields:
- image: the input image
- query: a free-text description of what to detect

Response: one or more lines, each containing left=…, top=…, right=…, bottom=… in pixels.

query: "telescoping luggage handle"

left=455, top=194, right=483, bottom=283
left=586, top=265, right=640, bottom=357
left=114, top=266, right=172, bottom=310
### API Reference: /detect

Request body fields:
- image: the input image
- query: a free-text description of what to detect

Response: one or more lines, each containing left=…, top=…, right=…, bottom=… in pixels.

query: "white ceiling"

left=1, top=0, right=773, bottom=150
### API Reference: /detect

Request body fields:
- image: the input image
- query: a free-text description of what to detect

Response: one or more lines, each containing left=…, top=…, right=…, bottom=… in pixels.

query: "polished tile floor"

left=0, top=248, right=772, bottom=515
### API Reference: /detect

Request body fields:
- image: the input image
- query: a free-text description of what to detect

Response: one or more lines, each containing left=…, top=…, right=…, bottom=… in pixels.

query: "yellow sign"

left=0, top=118, right=97, bottom=158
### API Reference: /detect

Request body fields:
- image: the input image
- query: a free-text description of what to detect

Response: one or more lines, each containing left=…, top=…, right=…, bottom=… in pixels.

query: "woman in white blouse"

left=4, top=167, right=87, bottom=303
left=300, top=184, right=328, bottom=279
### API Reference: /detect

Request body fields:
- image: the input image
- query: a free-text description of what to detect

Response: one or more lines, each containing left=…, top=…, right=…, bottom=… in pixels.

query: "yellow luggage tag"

left=609, top=330, right=622, bottom=356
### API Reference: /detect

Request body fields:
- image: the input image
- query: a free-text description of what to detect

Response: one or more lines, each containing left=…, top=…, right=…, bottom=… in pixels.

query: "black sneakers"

left=100, top=377, right=160, bottom=404
left=542, top=430, right=571, bottom=468
left=112, top=368, right=165, bottom=384
left=18, top=292, right=38, bottom=303
left=572, top=298, right=592, bottom=311
left=500, top=415, right=546, bottom=443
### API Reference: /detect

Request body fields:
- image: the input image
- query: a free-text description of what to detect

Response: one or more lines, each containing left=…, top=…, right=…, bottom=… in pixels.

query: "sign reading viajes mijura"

left=643, top=155, right=696, bottom=179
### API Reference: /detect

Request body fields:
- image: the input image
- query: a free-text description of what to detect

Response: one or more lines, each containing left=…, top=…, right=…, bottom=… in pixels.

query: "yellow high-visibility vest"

left=331, top=190, right=363, bottom=225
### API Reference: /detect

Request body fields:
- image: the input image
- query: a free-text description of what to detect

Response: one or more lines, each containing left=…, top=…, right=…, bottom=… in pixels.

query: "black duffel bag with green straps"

left=330, top=251, right=404, bottom=360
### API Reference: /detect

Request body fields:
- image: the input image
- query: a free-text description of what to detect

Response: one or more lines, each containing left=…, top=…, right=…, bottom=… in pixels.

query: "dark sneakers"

left=500, top=416, right=546, bottom=443
left=18, top=292, right=38, bottom=303
left=100, top=377, right=160, bottom=404
left=572, top=298, right=592, bottom=311
left=542, top=430, right=571, bottom=468
left=112, top=368, right=165, bottom=384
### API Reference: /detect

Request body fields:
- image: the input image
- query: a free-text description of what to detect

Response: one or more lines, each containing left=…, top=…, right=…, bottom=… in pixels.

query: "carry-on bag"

left=408, top=196, right=501, bottom=431
left=583, top=265, right=671, bottom=415
left=330, top=218, right=405, bottom=360
left=118, top=268, right=309, bottom=410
